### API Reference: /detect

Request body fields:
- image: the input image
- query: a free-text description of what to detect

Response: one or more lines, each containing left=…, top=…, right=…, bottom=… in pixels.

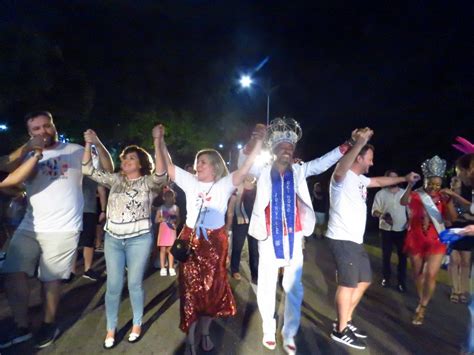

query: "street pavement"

left=0, top=233, right=469, bottom=354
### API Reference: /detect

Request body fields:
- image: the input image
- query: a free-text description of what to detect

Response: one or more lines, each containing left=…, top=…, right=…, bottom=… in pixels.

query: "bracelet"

left=346, top=138, right=356, bottom=147
left=81, top=158, right=92, bottom=166
left=33, top=152, right=43, bottom=160
left=155, top=171, right=168, bottom=177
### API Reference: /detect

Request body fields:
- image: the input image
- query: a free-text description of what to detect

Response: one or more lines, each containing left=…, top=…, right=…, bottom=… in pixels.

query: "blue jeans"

left=104, top=232, right=153, bottom=331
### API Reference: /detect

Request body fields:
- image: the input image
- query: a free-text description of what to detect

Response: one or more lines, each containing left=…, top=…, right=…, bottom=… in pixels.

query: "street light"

left=239, top=75, right=273, bottom=126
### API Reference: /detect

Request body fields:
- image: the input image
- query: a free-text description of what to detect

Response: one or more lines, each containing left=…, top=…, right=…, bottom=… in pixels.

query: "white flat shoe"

left=103, top=337, right=115, bottom=349
left=262, top=333, right=276, bottom=350
left=128, top=332, right=141, bottom=343
left=283, top=337, right=297, bottom=355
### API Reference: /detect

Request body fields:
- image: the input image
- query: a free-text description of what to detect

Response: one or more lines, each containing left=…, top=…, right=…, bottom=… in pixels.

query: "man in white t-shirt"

left=371, top=170, right=408, bottom=292
left=0, top=111, right=113, bottom=349
left=326, top=128, right=419, bottom=350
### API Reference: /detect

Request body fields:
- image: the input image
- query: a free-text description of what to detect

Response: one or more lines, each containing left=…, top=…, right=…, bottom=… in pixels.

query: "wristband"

left=33, top=152, right=43, bottom=160
left=155, top=171, right=168, bottom=177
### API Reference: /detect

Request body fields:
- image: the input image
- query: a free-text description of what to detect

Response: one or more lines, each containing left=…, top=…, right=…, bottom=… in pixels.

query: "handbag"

left=170, top=183, right=214, bottom=262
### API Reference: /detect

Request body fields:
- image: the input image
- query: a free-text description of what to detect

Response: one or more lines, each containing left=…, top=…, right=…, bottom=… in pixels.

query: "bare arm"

left=333, top=128, right=373, bottom=183
left=226, top=194, right=236, bottom=232
left=97, top=185, right=107, bottom=222
left=440, top=189, right=471, bottom=208
left=153, top=124, right=176, bottom=181
left=232, top=124, right=266, bottom=187
left=400, top=183, right=414, bottom=206
left=92, top=134, right=114, bottom=173
left=0, top=150, right=42, bottom=188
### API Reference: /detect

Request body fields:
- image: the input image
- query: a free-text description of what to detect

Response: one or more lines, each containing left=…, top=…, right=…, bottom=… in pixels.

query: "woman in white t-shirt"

left=154, top=124, right=265, bottom=355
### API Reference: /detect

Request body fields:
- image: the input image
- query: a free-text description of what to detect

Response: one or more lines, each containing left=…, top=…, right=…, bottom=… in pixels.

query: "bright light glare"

left=236, top=143, right=243, bottom=149
left=0, top=124, right=7, bottom=131
left=239, top=75, right=253, bottom=88
left=218, top=143, right=224, bottom=149
left=254, top=149, right=273, bottom=167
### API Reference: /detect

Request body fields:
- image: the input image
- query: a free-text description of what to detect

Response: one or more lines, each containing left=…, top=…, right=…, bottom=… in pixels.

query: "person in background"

left=155, top=188, right=180, bottom=276
left=371, top=170, right=408, bottom=292
left=311, top=182, right=329, bottom=239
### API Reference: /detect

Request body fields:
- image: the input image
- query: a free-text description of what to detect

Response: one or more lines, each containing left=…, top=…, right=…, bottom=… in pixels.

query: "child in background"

left=155, top=189, right=180, bottom=276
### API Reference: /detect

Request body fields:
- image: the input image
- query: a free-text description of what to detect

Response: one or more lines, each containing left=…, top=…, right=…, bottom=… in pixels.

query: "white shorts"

left=1, top=229, right=79, bottom=282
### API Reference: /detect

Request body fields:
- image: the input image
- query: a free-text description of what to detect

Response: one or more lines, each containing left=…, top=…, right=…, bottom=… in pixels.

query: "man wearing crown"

left=240, top=118, right=358, bottom=354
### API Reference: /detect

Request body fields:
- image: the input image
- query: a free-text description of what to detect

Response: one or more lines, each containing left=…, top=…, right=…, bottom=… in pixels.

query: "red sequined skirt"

left=178, top=225, right=236, bottom=332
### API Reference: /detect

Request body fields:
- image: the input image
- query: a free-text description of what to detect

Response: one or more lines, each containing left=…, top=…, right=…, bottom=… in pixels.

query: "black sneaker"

left=330, top=326, right=366, bottom=350
left=347, top=321, right=367, bottom=338
left=82, top=269, right=100, bottom=281
left=35, top=322, right=60, bottom=349
left=0, top=325, right=32, bottom=349
left=62, top=272, right=76, bottom=284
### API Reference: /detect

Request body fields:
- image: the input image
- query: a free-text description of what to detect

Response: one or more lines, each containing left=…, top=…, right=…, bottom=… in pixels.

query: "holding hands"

left=84, top=129, right=101, bottom=145
left=353, top=127, right=374, bottom=146
left=152, top=124, right=165, bottom=141
left=405, top=172, right=421, bottom=185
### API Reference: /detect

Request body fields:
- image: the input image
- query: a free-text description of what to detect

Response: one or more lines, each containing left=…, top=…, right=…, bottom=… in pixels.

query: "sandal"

left=450, top=292, right=460, bottom=303
left=103, top=336, right=115, bottom=349
left=412, top=304, right=427, bottom=325
left=201, top=334, right=215, bottom=352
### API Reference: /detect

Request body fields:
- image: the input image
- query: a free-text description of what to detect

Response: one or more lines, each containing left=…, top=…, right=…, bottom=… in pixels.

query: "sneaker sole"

left=35, top=328, right=60, bottom=349
left=0, top=333, right=33, bottom=349
left=82, top=275, right=98, bottom=281
left=330, top=333, right=366, bottom=350
left=333, top=321, right=368, bottom=339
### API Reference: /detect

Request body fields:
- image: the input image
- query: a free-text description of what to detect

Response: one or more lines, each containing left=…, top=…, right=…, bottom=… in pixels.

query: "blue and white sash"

left=417, top=189, right=445, bottom=235
left=270, top=167, right=295, bottom=259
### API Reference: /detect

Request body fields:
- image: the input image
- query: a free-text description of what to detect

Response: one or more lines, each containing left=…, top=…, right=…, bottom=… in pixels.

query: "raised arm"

left=82, top=130, right=116, bottom=187
left=89, top=130, right=114, bottom=173
left=153, top=124, right=176, bottom=181
left=232, top=124, right=266, bottom=187
left=333, top=128, right=373, bottom=183
left=0, top=136, right=45, bottom=173
left=400, top=182, right=415, bottom=206
left=0, top=149, right=43, bottom=188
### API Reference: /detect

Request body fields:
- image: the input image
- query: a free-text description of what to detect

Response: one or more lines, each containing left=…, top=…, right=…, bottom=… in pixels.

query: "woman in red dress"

left=401, top=156, right=456, bottom=325
left=154, top=124, right=265, bottom=355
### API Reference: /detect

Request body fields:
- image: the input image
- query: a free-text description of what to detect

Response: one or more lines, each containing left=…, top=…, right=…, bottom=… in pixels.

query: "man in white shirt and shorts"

left=326, top=128, right=419, bottom=350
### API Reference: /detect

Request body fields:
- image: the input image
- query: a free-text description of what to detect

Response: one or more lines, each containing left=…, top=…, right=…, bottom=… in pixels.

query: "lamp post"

left=239, top=75, right=273, bottom=126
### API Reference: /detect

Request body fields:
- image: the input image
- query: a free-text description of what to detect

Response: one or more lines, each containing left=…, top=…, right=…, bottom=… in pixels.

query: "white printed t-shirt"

left=326, top=169, right=371, bottom=244
left=174, top=166, right=235, bottom=229
left=18, top=142, right=84, bottom=233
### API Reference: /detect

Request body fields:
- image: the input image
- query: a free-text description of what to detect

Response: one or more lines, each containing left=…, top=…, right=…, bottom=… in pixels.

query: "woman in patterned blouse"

left=82, top=127, right=167, bottom=349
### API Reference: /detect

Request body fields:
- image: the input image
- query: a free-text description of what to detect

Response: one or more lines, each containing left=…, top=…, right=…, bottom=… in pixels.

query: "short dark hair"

left=24, top=111, right=53, bottom=123
left=358, top=144, right=375, bottom=157
left=120, top=145, right=154, bottom=176
left=384, top=169, right=398, bottom=177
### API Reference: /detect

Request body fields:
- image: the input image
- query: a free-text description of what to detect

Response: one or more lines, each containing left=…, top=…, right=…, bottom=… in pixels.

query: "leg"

left=5, top=272, right=30, bottom=328
left=247, top=233, right=259, bottom=282
left=125, top=233, right=153, bottom=333
left=380, top=230, right=392, bottom=283
left=42, top=280, right=61, bottom=323
left=160, top=247, right=167, bottom=269
left=185, top=321, right=198, bottom=355
left=83, top=246, right=94, bottom=272
left=230, top=224, right=247, bottom=274
left=335, top=286, right=355, bottom=332
left=347, top=282, right=370, bottom=321
left=257, top=240, right=279, bottom=343
left=393, top=231, right=407, bottom=287
left=104, top=234, right=126, bottom=333
left=70, top=249, right=78, bottom=274
left=281, top=237, right=304, bottom=340
left=420, top=254, right=443, bottom=306
left=199, top=316, right=214, bottom=351
left=449, top=250, right=462, bottom=296
left=409, top=254, right=425, bottom=301
left=167, top=247, right=175, bottom=270
left=460, top=251, right=472, bottom=295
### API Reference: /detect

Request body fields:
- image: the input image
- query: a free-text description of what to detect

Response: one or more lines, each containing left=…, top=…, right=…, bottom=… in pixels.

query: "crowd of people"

left=0, top=111, right=472, bottom=353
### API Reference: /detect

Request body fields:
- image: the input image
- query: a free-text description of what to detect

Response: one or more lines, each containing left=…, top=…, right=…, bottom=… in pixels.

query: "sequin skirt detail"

left=178, top=225, right=236, bottom=332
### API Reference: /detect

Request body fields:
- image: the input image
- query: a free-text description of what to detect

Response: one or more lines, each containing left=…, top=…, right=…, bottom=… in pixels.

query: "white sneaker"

left=169, top=268, right=176, bottom=276
left=262, top=333, right=276, bottom=350
left=160, top=268, right=167, bottom=276
left=283, top=337, right=297, bottom=355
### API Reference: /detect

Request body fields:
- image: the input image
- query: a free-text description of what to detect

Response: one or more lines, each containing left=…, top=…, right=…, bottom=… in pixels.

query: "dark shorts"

left=79, top=213, right=98, bottom=248
left=327, top=238, right=372, bottom=288
left=451, top=237, right=474, bottom=251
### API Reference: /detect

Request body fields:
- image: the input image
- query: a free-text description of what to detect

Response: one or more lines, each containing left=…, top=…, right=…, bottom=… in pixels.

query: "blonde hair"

left=194, top=149, right=229, bottom=181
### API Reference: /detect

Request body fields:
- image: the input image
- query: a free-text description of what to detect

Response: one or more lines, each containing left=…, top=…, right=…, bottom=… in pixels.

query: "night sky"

left=0, top=0, right=472, bottom=176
